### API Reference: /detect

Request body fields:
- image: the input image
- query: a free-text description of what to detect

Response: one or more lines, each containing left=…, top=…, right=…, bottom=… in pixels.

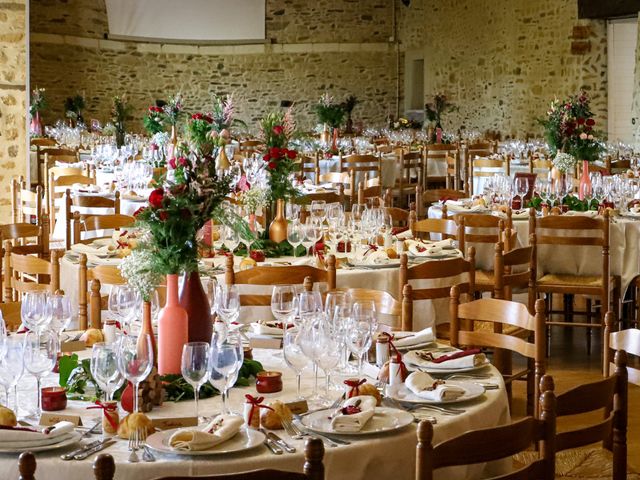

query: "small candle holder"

left=256, top=371, right=283, bottom=394
left=41, top=387, right=67, bottom=411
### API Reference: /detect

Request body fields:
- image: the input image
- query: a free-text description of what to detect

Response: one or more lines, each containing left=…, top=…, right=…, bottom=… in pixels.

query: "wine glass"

left=353, top=300, right=378, bottom=333
left=324, top=291, right=349, bottom=317
left=310, top=200, right=326, bottom=226
left=283, top=330, right=308, bottom=399
left=345, top=313, right=373, bottom=375
left=271, top=285, right=297, bottom=326
left=287, top=221, right=302, bottom=258
left=215, top=284, right=240, bottom=326
left=300, top=222, right=315, bottom=258
left=49, top=293, right=72, bottom=340
left=116, top=334, right=153, bottom=413
left=316, top=326, right=341, bottom=396
left=0, top=337, right=23, bottom=409
left=209, top=331, right=243, bottom=415
left=23, top=330, right=58, bottom=417
left=21, top=292, right=52, bottom=333
left=116, top=285, right=138, bottom=333
left=0, top=311, right=6, bottom=359
left=222, top=226, right=240, bottom=254
left=181, top=342, right=211, bottom=421
left=514, top=177, right=529, bottom=207
left=91, top=342, right=124, bottom=401
left=299, top=314, right=327, bottom=403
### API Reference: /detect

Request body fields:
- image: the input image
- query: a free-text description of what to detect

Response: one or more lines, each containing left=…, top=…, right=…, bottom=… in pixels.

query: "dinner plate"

left=346, top=259, right=401, bottom=269
left=395, top=341, right=435, bottom=351
left=406, top=358, right=492, bottom=374
left=389, top=381, right=485, bottom=405
left=0, top=431, right=81, bottom=454
left=299, top=407, right=413, bottom=436
left=145, top=428, right=264, bottom=456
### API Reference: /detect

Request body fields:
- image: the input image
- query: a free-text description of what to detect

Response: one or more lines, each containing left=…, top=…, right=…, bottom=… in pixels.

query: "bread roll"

left=260, top=401, right=293, bottom=430
left=117, top=412, right=154, bottom=439
left=357, top=383, right=382, bottom=406
left=0, top=405, right=17, bottom=427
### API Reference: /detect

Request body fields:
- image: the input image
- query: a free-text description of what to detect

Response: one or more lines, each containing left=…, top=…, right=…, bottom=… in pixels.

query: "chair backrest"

left=397, top=150, right=424, bottom=191
left=148, top=437, right=325, bottom=480
left=493, top=238, right=536, bottom=313
left=48, top=173, right=97, bottom=233
left=78, top=254, right=126, bottom=329
left=328, top=287, right=401, bottom=329
left=604, top=311, right=640, bottom=386
left=3, top=243, right=60, bottom=301
left=472, top=156, right=508, bottom=177
left=0, top=301, right=21, bottom=331
left=298, top=154, right=319, bottom=183
left=425, top=144, right=458, bottom=188
left=408, top=209, right=458, bottom=240
left=225, top=254, right=336, bottom=306
left=318, top=171, right=349, bottom=186
left=357, top=178, right=382, bottom=206
left=238, top=140, right=262, bottom=155
left=297, top=187, right=345, bottom=208
left=416, top=391, right=556, bottom=480
left=11, top=177, right=43, bottom=224
left=539, top=351, right=627, bottom=475
left=72, top=213, right=135, bottom=245
left=455, top=213, right=509, bottom=253
left=385, top=206, right=411, bottom=226
left=65, top=191, right=120, bottom=249
left=0, top=217, right=49, bottom=257
left=341, top=154, right=381, bottom=201
left=399, top=249, right=475, bottom=331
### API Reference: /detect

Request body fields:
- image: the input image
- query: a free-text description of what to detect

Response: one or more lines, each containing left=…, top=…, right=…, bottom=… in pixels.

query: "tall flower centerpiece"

left=425, top=93, right=457, bottom=143
left=314, top=93, right=345, bottom=153
left=541, top=90, right=604, bottom=199
left=260, top=109, right=299, bottom=242
left=111, top=95, right=131, bottom=148
left=64, top=94, right=86, bottom=127
left=29, top=87, right=47, bottom=137
left=163, top=93, right=184, bottom=151
left=143, top=105, right=165, bottom=135
left=135, top=147, right=233, bottom=373
left=209, top=94, right=245, bottom=170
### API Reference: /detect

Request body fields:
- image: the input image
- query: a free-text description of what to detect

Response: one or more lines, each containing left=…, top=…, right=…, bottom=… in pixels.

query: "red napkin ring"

left=388, top=334, right=409, bottom=379
left=87, top=401, right=118, bottom=430
left=364, top=244, right=378, bottom=256
left=344, top=378, right=367, bottom=398
left=422, top=348, right=481, bottom=364
left=391, top=226, right=409, bottom=236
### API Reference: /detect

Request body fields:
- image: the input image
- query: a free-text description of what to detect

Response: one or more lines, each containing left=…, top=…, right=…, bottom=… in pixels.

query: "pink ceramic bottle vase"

left=157, top=273, right=189, bottom=375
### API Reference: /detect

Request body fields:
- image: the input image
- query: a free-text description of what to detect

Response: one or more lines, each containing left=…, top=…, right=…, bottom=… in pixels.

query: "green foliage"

left=58, top=354, right=104, bottom=401
left=425, top=93, right=457, bottom=128
left=314, top=93, right=346, bottom=128
left=143, top=106, right=165, bottom=135
left=29, top=88, right=47, bottom=116
left=260, top=109, right=300, bottom=202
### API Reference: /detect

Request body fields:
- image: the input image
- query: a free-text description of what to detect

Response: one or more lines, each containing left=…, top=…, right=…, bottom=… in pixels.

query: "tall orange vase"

left=157, top=274, right=188, bottom=375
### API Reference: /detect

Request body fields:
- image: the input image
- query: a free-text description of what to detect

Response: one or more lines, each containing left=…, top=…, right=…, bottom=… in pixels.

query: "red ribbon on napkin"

left=87, top=401, right=119, bottom=430
left=344, top=378, right=367, bottom=398
left=426, top=348, right=481, bottom=364
left=391, top=226, right=409, bottom=236
left=386, top=334, right=409, bottom=380
left=244, top=394, right=274, bottom=425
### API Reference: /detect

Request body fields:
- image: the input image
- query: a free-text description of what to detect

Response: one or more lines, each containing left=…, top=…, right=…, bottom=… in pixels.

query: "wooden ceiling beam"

left=578, top=0, right=640, bottom=19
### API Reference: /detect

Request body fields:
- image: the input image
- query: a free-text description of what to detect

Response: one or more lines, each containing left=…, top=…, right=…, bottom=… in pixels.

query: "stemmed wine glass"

left=514, top=177, right=529, bottom=208
left=287, top=221, right=302, bottom=258
left=181, top=342, right=211, bottom=422
left=299, top=314, right=326, bottom=403
left=116, top=334, right=153, bottom=413
left=271, top=285, right=297, bottom=327
left=283, top=330, right=308, bottom=399
left=49, top=293, right=72, bottom=340
left=23, top=330, right=58, bottom=418
left=215, top=284, right=240, bottom=327
left=0, top=312, right=6, bottom=359
left=345, top=313, right=373, bottom=375
left=21, top=292, right=52, bottom=333
left=91, top=342, right=125, bottom=401
left=209, top=331, right=243, bottom=415
left=0, top=337, right=23, bottom=409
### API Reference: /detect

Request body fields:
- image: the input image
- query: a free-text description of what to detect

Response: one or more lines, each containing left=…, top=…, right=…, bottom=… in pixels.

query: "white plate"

left=347, top=260, right=401, bottom=269
left=395, top=341, right=435, bottom=351
left=406, top=358, right=491, bottom=374
left=145, top=428, right=265, bottom=456
left=389, top=381, right=485, bottom=404
left=0, top=431, right=81, bottom=454
left=299, top=407, right=413, bottom=436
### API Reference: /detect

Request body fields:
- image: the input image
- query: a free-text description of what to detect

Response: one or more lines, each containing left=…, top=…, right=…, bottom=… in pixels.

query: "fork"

left=281, top=417, right=344, bottom=448
left=441, top=373, right=493, bottom=380
left=128, top=428, right=142, bottom=463
left=142, top=446, right=156, bottom=462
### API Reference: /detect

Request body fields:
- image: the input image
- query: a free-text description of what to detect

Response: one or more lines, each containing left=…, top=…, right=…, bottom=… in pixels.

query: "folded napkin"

left=251, top=321, right=294, bottom=336
left=330, top=396, right=377, bottom=433
left=394, top=229, right=413, bottom=240
left=406, top=348, right=487, bottom=370
left=70, top=243, right=111, bottom=256
left=72, top=183, right=101, bottom=193
left=0, top=421, right=75, bottom=444
left=362, top=248, right=389, bottom=265
left=169, top=415, right=243, bottom=451
left=405, top=371, right=466, bottom=402
left=393, top=327, right=434, bottom=348
left=564, top=210, right=598, bottom=217
left=406, top=239, right=453, bottom=257
left=86, top=254, right=121, bottom=266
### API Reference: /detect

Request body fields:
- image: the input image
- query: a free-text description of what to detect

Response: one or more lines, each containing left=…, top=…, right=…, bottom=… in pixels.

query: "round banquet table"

left=429, top=204, right=640, bottom=296
left=60, top=252, right=469, bottom=332
left=0, top=348, right=509, bottom=480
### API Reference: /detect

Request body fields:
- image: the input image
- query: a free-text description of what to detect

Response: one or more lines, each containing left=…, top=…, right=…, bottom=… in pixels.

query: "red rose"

left=272, top=125, right=284, bottom=135
left=133, top=206, right=146, bottom=217
left=263, top=153, right=271, bottom=162
left=268, top=161, right=277, bottom=169
left=159, top=210, right=169, bottom=221
left=192, top=113, right=203, bottom=120
left=203, top=115, right=213, bottom=124
left=168, top=157, right=177, bottom=169
left=178, top=156, right=189, bottom=167
left=577, top=118, right=585, bottom=125
left=149, top=188, right=164, bottom=208
left=586, top=118, right=595, bottom=126
left=249, top=250, right=266, bottom=262
left=150, top=143, right=159, bottom=151
left=286, top=149, right=297, bottom=159
left=269, top=147, right=280, bottom=158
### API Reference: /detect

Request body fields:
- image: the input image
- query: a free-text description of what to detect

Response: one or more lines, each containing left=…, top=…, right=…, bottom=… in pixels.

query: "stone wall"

left=631, top=14, right=640, bottom=148
left=398, top=0, right=608, bottom=137
left=0, top=0, right=26, bottom=218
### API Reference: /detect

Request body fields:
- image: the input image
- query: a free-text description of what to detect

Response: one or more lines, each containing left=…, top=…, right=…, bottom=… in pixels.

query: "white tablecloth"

left=1, top=348, right=509, bottom=480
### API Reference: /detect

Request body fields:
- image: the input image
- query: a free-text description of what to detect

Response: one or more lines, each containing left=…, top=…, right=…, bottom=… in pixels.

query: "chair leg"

left=586, top=298, right=592, bottom=355
left=564, top=293, right=573, bottom=324
left=526, top=359, right=534, bottom=417
left=612, top=277, right=621, bottom=330
left=545, top=294, right=552, bottom=357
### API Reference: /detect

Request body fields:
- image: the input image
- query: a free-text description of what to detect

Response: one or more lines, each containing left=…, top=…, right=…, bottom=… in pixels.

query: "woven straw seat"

left=537, top=274, right=603, bottom=288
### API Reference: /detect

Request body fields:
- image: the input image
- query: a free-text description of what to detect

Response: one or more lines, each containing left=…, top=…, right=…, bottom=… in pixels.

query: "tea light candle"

left=41, top=387, right=67, bottom=411
left=255, top=371, right=283, bottom=394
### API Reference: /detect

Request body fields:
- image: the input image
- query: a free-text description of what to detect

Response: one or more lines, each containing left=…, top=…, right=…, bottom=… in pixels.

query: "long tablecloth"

left=0, top=348, right=509, bottom=480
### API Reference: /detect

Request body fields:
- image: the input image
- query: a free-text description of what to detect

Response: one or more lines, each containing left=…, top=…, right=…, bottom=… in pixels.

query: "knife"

left=73, top=440, right=116, bottom=460
left=267, top=432, right=296, bottom=453
left=259, top=428, right=283, bottom=455
left=60, top=439, right=104, bottom=461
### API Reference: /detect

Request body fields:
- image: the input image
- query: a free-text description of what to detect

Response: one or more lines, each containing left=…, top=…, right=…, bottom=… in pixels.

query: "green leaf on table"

left=58, top=353, right=79, bottom=387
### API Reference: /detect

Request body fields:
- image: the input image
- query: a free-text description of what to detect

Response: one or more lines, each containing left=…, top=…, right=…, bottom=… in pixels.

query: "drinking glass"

left=310, top=200, right=326, bottom=225
left=215, top=284, right=240, bottom=326
left=49, top=293, right=72, bottom=339
left=324, top=291, right=349, bottom=317
left=0, top=337, right=23, bottom=408
left=514, top=177, right=529, bottom=206
left=209, top=331, right=243, bottom=414
left=283, top=330, right=308, bottom=399
left=222, top=226, right=240, bottom=254
left=0, top=311, right=6, bottom=359
left=287, top=221, right=302, bottom=257
left=116, top=334, right=153, bottom=413
left=91, top=342, right=124, bottom=401
left=116, top=285, right=138, bottom=333
left=271, top=285, right=297, bottom=326
left=297, top=291, right=321, bottom=325
left=299, top=315, right=326, bottom=402
left=181, top=342, right=211, bottom=421
left=353, top=300, right=378, bottom=332
left=21, top=292, right=52, bottom=333
left=316, top=328, right=341, bottom=396
left=300, top=222, right=315, bottom=257
left=23, top=330, right=58, bottom=417
left=345, top=314, right=373, bottom=375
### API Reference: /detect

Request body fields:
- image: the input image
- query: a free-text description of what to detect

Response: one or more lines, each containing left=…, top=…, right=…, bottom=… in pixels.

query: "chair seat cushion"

left=537, top=274, right=602, bottom=288
left=513, top=447, right=639, bottom=479
left=475, top=269, right=494, bottom=286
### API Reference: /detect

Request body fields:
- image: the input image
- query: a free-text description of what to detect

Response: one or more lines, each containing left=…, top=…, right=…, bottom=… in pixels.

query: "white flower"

left=152, top=131, right=170, bottom=147
left=588, top=134, right=594, bottom=140
left=119, top=247, right=164, bottom=302
left=552, top=152, right=577, bottom=173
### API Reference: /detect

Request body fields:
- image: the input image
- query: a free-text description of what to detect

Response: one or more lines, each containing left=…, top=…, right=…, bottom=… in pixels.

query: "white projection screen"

left=105, top=0, right=266, bottom=42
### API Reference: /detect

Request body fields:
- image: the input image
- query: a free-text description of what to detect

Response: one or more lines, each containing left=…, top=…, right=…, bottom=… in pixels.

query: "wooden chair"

left=3, top=243, right=60, bottom=302
left=0, top=216, right=50, bottom=258
left=328, top=287, right=402, bottom=330
left=0, top=301, right=21, bottom=331
left=78, top=254, right=126, bottom=330
left=48, top=173, right=96, bottom=236
left=416, top=390, right=556, bottom=480
left=64, top=190, right=121, bottom=249
left=238, top=140, right=263, bottom=156
left=514, top=360, right=631, bottom=480
left=604, top=311, right=640, bottom=385
left=408, top=209, right=458, bottom=242
left=399, top=249, right=475, bottom=332
left=531, top=210, right=621, bottom=355
left=341, top=154, right=382, bottom=202
left=11, top=177, right=43, bottom=225
left=493, top=239, right=536, bottom=314
left=529, top=156, right=552, bottom=175
left=416, top=185, right=466, bottom=218
left=297, top=187, right=345, bottom=210
left=424, top=144, right=458, bottom=189
left=450, top=291, right=547, bottom=415
left=391, top=150, right=424, bottom=208
left=318, top=171, right=349, bottom=186
left=225, top=254, right=336, bottom=306
left=298, top=154, right=319, bottom=183
left=89, top=437, right=324, bottom=480
left=356, top=178, right=382, bottom=207
left=385, top=206, right=412, bottom=227
left=72, top=213, right=135, bottom=245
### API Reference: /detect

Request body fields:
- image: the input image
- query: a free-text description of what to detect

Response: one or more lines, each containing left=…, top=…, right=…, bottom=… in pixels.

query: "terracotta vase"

left=321, top=124, right=331, bottom=144
left=579, top=160, right=592, bottom=201
left=157, top=274, right=188, bottom=375
left=331, top=128, right=339, bottom=152
left=30, top=112, right=43, bottom=136
left=269, top=199, right=287, bottom=243
left=179, top=270, right=212, bottom=343
left=139, top=301, right=157, bottom=366
left=217, top=147, right=231, bottom=170
left=248, top=213, right=257, bottom=233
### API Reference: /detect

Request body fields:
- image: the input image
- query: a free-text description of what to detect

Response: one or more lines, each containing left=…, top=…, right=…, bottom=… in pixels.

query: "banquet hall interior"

left=1, top=0, right=640, bottom=478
